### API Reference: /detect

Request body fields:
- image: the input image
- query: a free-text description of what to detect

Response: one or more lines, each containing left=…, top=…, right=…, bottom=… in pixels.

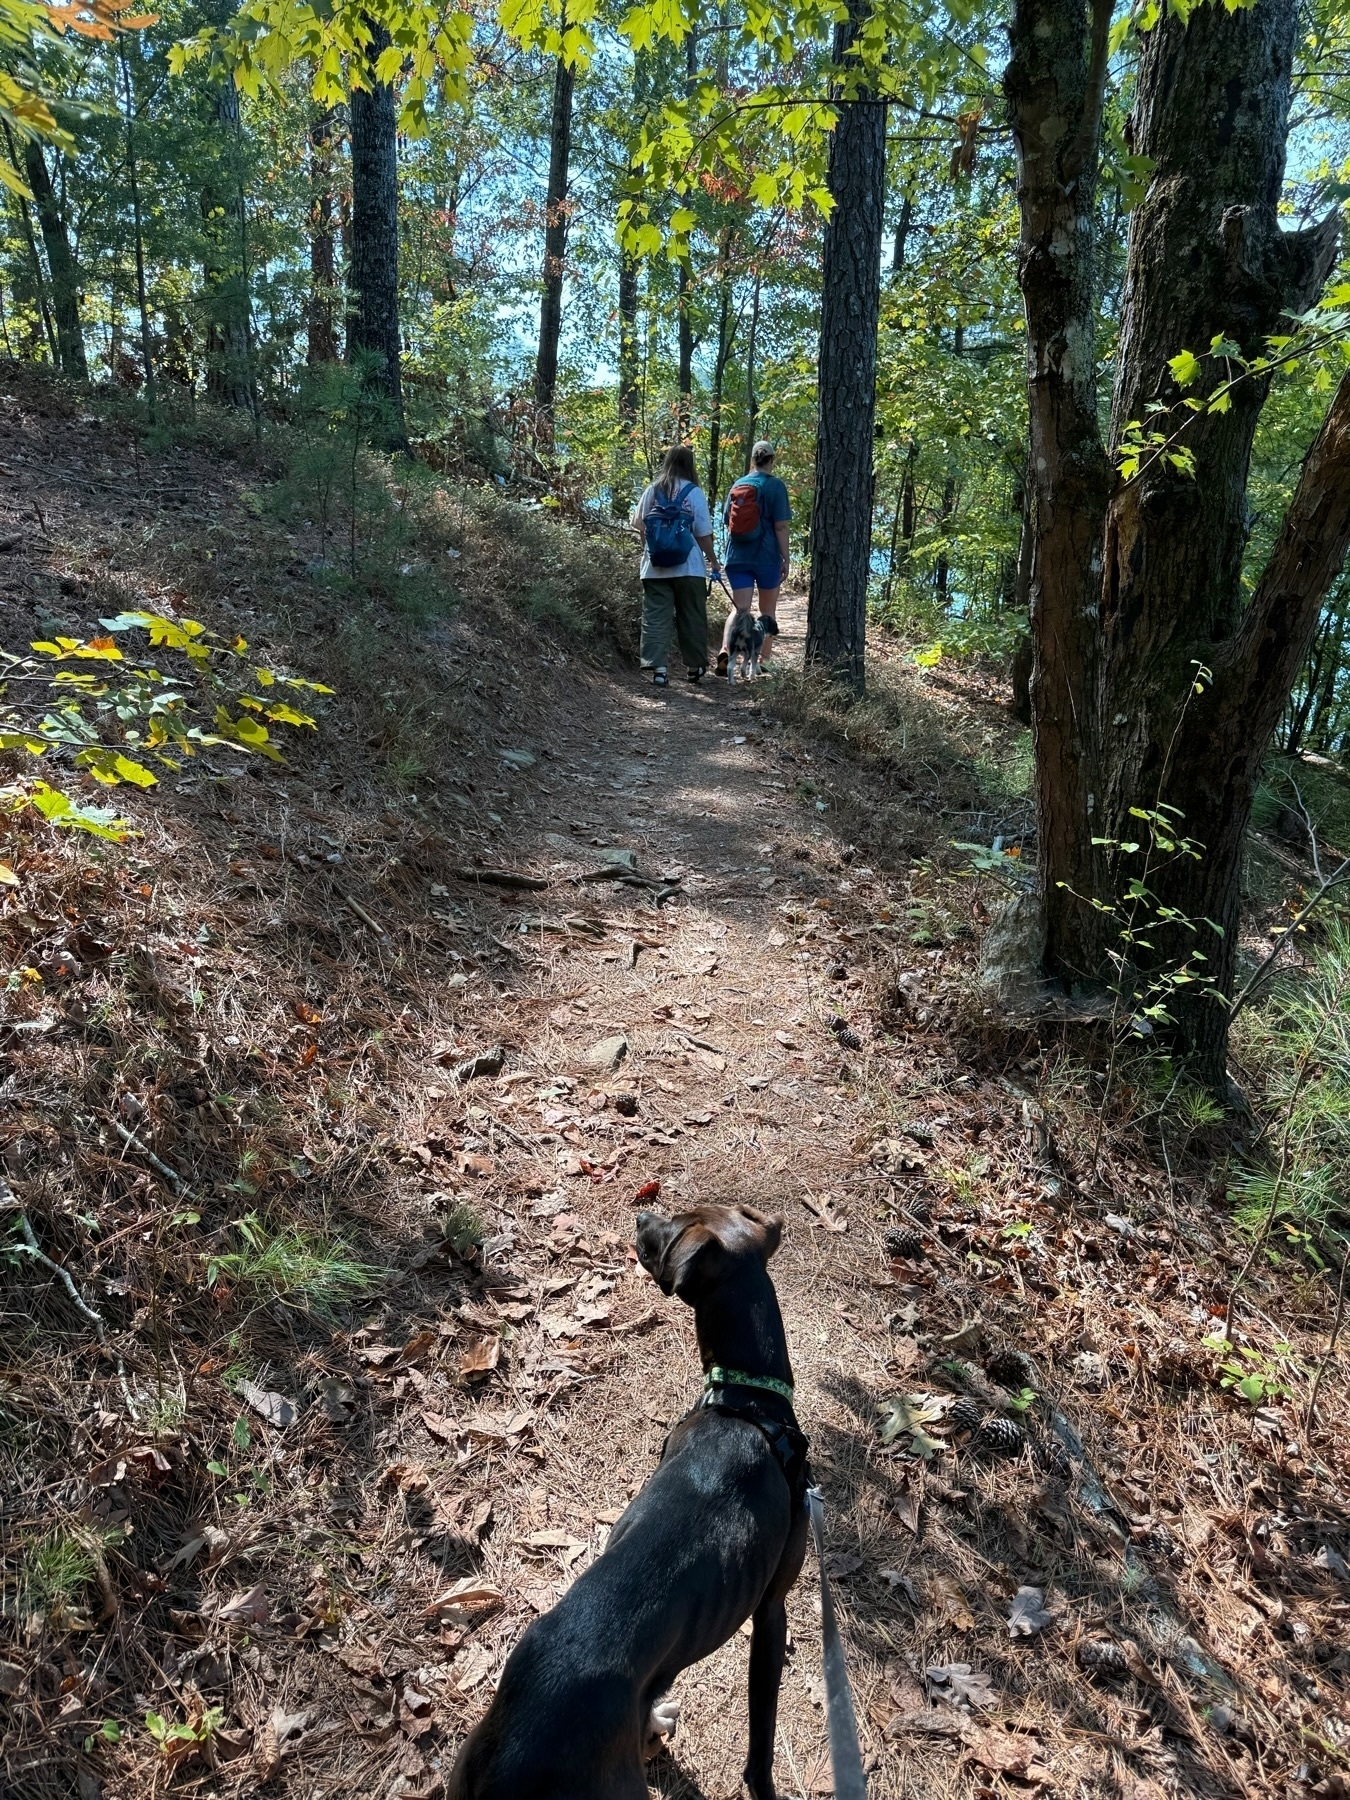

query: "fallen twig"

left=447, top=866, right=551, bottom=890
left=108, top=1118, right=189, bottom=1194
left=340, top=893, right=389, bottom=938
left=3, top=1194, right=107, bottom=1341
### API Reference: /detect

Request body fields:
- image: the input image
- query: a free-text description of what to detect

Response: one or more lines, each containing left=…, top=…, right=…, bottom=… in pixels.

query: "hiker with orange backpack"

left=716, top=440, right=791, bottom=677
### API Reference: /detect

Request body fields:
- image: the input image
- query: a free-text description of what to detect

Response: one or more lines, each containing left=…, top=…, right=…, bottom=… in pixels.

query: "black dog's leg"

left=743, top=1595, right=788, bottom=1800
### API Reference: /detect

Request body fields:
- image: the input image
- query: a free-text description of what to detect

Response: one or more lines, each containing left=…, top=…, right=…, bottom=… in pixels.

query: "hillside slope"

left=1, top=371, right=1349, bottom=1800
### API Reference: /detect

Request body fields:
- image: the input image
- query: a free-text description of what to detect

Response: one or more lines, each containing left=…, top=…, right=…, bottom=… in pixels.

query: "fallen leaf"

left=216, top=1583, right=270, bottom=1626
left=774, top=1031, right=802, bottom=1049
left=240, top=1382, right=298, bottom=1429
left=425, top=1578, right=503, bottom=1615
left=965, top=1723, right=1049, bottom=1782
left=586, top=1034, right=629, bottom=1070
left=422, top=1411, right=456, bottom=1442
left=823, top=1551, right=863, bottom=1579
left=930, top=1577, right=976, bottom=1631
left=892, top=1483, right=920, bottom=1535
left=0, top=864, right=18, bottom=887
left=525, top=1530, right=586, bottom=1552
left=1008, top=1585, right=1053, bottom=1637
left=397, top=1330, right=438, bottom=1365
left=635, top=1179, right=661, bottom=1200
left=455, top=1643, right=495, bottom=1692
left=1316, top=1544, right=1350, bottom=1580
left=459, top=1337, right=500, bottom=1377
left=926, top=1662, right=994, bottom=1708
left=683, top=1110, right=714, bottom=1127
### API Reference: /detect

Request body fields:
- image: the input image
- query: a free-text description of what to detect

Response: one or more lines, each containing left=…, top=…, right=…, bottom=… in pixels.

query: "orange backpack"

left=726, top=475, right=765, bottom=544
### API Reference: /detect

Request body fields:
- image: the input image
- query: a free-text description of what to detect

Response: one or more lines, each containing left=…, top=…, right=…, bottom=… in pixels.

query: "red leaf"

left=635, top=1179, right=661, bottom=1201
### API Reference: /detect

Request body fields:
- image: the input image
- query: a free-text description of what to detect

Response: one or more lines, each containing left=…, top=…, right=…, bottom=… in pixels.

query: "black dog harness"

left=671, top=1365, right=811, bottom=1513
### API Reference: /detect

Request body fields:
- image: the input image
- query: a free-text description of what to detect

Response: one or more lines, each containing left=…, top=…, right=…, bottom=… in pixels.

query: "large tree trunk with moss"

left=1006, top=0, right=1349, bottom=1088
left=349, top=24, right=407, bottom=446
left=23, top=142, right=86, bottom=380
left=805, top=0, right=886, bottom=692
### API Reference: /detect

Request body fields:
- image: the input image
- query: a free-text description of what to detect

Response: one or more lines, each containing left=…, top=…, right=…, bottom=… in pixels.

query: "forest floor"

left=3, top=366, right=1350, bottom=1800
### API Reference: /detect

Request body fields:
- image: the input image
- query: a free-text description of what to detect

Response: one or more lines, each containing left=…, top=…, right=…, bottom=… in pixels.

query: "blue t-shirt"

left=723, top=472, right=790, bottom=568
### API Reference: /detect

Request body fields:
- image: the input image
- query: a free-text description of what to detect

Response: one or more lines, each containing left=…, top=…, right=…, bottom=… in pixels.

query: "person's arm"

left=693, top=490, right=721, bottom=574
left=775, top=517, right=790, bottom=581
left=696, top=531, right=721, bottom=574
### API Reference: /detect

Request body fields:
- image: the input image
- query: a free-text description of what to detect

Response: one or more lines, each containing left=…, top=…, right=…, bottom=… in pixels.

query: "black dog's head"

left=635, top=1204, right=783, bottom=1304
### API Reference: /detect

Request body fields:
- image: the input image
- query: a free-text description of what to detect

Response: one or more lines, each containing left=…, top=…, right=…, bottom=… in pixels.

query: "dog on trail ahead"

left=726, top=605, right=768, bottom=683
left=446, top=1203, right=810, bottom=1800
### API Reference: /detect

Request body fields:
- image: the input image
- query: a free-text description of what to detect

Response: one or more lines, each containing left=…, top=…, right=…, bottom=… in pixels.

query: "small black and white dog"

left=726, top=607, right=768, bottom=684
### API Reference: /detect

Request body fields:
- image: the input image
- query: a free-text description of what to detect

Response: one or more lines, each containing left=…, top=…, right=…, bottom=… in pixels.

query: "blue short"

left=726, top=561, right=782, bottom=596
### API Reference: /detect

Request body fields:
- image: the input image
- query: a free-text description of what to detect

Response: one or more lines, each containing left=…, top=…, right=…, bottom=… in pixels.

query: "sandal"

left=653, top=668, right=668, bottom=687
left=688, top=665, right=706, bottom=683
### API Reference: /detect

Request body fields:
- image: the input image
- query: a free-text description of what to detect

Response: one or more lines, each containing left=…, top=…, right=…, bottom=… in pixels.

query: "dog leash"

left=806, top=1486, right=868, bottom=1800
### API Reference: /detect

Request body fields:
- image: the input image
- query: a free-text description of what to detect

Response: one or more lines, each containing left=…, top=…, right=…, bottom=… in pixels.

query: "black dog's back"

left=448, top=1411, right=796, bottom=1800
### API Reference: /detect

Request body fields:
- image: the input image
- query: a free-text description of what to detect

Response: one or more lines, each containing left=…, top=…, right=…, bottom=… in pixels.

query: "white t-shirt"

left=632, top=481, right=713, bottom=580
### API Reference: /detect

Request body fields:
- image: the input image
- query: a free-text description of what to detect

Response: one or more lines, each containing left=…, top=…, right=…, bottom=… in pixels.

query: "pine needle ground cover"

left=2, top=369, right=1350, bottom=1800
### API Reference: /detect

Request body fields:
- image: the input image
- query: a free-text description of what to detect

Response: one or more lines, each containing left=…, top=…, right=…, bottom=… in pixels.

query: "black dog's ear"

left=738, top=1205, right=784, bottom=1262
left=635, top=1210, right=709, bottom=1299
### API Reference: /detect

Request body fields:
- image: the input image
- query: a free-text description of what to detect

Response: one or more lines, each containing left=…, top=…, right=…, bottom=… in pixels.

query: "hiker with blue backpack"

left=631, top=445, right=722, bottom=688
left=716, top=440, right=791, bottom=678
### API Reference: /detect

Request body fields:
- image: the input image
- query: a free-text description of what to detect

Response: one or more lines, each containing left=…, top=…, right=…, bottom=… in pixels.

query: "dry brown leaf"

left=892, top=1481, right=920, bottom=1535
left=459, top=1336, right=500, bottom=1377
left=455, top=1643, right=495, bottom=1692
left=240, top=1381, right=298, bottom=1429
left=397, top=1329, right=438, bottom=1364
left=425, top=1578, right=503, bottom=1615
left=422, top=1411, right=456, bottom=1442
left=216, top=1583, right=270, bottom=1626
left=930, top=1575, right=975, bottom=1630
left=965, top=1723, right=1050, bottom=1782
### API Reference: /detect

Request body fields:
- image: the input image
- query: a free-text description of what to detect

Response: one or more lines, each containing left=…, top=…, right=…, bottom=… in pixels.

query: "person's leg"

left=672, top=576, right=710, bottom=674
left=755, top=575, right=781, bottom=662
left=641, top=579, right=675, bottom=676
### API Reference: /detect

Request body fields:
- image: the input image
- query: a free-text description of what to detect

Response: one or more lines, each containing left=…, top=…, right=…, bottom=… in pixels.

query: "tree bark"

left=308, top=108, right=339, bottom=365
left=120, top=41, right=156, bottom=418
left=707, top=244, right=734, bottom=505
left=349, top=22, right=407, bottom=445
left=891, top=190, right=913, bottom=277
left=2, top=124, right=59, bottom=365
left=23, top=142, right=86, bottom=379
left=533, top=49, right=575, bottom=444
left=201, top=75, right=250, bottom=410
left=614, top=247, right=640, bottom=517
left=805, top=4, right=887, bottom=691
left=743, top=269, right=760, bottom=468
left=1006, top=0, right=1346, bottom=1086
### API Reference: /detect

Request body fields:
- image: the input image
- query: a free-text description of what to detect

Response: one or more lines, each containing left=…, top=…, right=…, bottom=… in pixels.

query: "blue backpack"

left=644, top=481, right=697, bottom=568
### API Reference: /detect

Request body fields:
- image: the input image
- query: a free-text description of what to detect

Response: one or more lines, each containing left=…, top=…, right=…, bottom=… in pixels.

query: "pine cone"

left=973, top=1416, right=1026, bottom=1456
left=1076, top=1640, right=1129, bottom=1676
left=612, top=1092, right=639, bottom=1117
left=985, top=1348, right=1036, bottom=1392
left=945, top=1397, right=983, bottom=1435
left=908, top=1195, right=934, bottom=1224
left=1032, top=1432, right=1071, bottom=1476
left=885, top=1226, right=925, bottom=1261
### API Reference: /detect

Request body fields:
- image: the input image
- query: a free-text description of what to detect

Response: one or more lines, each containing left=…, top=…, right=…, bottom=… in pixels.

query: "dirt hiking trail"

left=3, top=372, right=1350, bottom=1800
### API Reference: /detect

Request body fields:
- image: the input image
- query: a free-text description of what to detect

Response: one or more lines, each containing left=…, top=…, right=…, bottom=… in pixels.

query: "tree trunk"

left=1007, top=0, right=1346, bottom=1086
left=743, top=269, right=761, bottom=467
left=805, top=2, right=887, bottom=691
left=613, top=247, right=640, bottom=517
left=201, top=75, right=250, bottom=410
left=23, top=142, right=86, bottom=379
left=308, top=108, right=339, bottom=364
left=120, top=41, right=156, bottom=418
left=533, top=48, right=575, bottom=445
left=935, top=472, right=955, bottom=598
left=891, top=190, right=913, bottom=277
left=2, top=124, right=59, bottom=365
left=707, top=246, right=734, bottom=505
left=349, top=23, right=407, bottom=445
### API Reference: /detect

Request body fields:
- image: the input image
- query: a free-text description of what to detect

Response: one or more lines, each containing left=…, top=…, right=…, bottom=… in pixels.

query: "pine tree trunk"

left=614, top=248, right=640, bottom=517
left=120, top=41, right=156, bottom=418
left=534, top=50, right=575, bottom=445
left=307, top=108, right=339, bottom=365
left=707, top=247, right=733, bottom=505
left=23, top=142, right=86, bottom=379
left=805, top=4, right=887, bottom=691
left=743, top=270, right=760, bottom=468
left=349, top=24, right=407, bottom=445
left=891, top=191, right=913, bottom=278
left=2, top=123, right=59, bottom=365
left=201, top=75, right=251, bottom=409
left=1007, top=0, right=1348, bottom=1087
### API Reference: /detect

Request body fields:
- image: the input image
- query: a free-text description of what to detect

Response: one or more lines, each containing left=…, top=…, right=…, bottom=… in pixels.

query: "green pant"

left=641, top=576, right=710, bottom=672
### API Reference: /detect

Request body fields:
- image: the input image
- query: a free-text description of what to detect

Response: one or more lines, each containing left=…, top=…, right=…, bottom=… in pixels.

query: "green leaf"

left=1167, top=348, right=1200, bottom=387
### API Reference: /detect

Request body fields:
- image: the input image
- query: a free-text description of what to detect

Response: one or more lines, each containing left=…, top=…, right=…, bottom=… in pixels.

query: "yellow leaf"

left=0, top=863, right=18, bottom=887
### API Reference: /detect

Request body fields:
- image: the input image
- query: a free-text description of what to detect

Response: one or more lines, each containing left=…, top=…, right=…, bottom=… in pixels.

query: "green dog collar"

left=705, top=1365, right=795, bottom=1401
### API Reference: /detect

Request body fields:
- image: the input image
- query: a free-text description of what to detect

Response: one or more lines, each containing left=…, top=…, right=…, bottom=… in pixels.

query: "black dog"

left=446, top=1203, right=809, bottom=1800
